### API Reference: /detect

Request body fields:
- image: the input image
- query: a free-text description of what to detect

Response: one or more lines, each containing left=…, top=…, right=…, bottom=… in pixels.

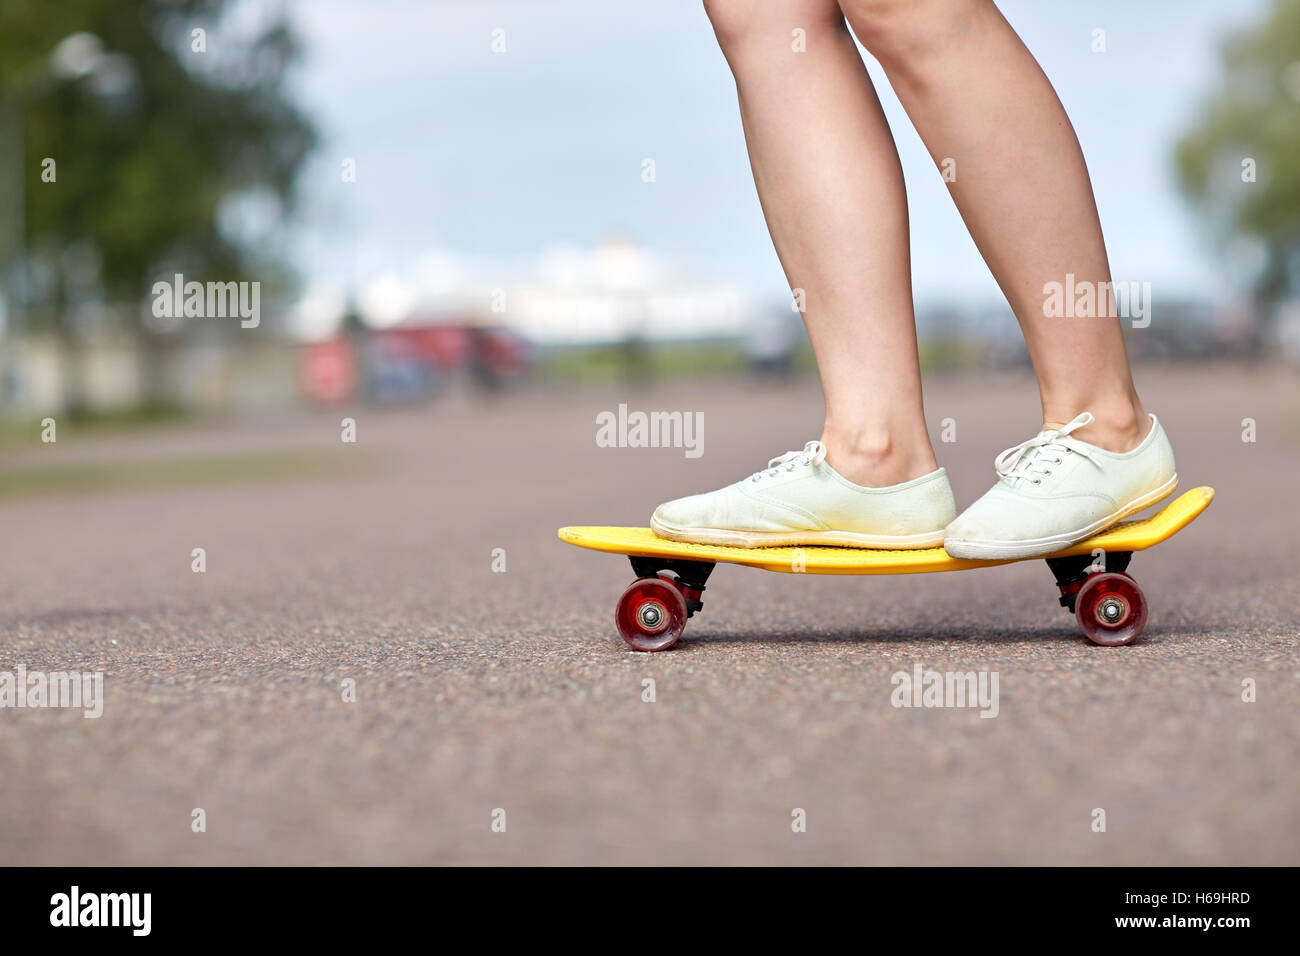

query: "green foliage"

left=0, top=448, right=370, bottom=499
left=1175, top=0, right=1300, bottom=308
left=538, top=342, right=753, bottom=382
left=0, top=0, right=315, bottom=322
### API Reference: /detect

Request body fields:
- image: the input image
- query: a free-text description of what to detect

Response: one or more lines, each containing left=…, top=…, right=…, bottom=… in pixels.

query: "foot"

left=943, top=412, right=1177, bottom=560
left=651, top=441, right=957, bottom=549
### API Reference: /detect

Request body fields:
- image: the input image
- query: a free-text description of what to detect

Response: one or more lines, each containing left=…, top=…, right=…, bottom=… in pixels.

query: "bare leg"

left=705, top=0, right=938, bottom=485
left=840, top=0, right=1147, bottom=450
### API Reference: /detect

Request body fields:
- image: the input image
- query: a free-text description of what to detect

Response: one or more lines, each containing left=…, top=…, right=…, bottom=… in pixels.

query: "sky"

left=281, top=0, right=1272, bottom=324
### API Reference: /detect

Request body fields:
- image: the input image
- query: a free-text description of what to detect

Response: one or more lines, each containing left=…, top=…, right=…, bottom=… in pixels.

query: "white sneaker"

left=650, top=441, right=957, bottom=549
left=943, top=412, right=1178, bottom=560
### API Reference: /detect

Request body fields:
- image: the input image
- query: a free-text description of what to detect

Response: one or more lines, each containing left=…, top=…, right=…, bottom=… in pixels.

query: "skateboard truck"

left=628, top=556, right=714, bottom=617
left=1046, top=552, right=1132, bottom=613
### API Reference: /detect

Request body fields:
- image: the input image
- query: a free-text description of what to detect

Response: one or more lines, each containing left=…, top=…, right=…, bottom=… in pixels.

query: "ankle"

left=819, top=424, right=939, bottom=487
left=1046, top=398, right=1148, bottom=452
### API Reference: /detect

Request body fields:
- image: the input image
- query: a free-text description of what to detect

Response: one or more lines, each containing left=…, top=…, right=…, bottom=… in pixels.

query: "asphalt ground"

left=1, top=362, right=1297, bottom=864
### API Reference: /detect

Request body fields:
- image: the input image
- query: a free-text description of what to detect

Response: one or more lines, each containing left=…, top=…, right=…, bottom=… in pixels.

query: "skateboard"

left=558, top=485, right=1214, bottom=651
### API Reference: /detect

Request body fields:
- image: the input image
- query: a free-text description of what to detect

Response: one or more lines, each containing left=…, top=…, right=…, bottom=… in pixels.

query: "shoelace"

left=749, top=440, right=827, bottom=482
left=994, top=412, right=1098, bottom=485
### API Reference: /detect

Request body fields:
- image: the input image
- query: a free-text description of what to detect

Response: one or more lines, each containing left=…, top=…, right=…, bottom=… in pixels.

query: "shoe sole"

left=649, top=515, right=947, bottom=550
left=942, top=474, right=1180, bottom=560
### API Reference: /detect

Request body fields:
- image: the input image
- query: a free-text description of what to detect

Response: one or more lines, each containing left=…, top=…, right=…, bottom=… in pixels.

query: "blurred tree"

left=0, top=0, right=315, bottom=412
left=1175, top=0, right=1300, bottom=354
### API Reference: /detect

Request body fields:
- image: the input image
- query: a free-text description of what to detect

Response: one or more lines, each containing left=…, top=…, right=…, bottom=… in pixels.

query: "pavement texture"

left=1, top=363, right=1297, bottom=865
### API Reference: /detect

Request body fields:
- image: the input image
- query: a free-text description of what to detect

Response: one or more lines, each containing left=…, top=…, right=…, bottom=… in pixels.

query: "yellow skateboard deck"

left=558, top=487, right=1214, bottom=650
left=558, top=486, right=1214, bottom=576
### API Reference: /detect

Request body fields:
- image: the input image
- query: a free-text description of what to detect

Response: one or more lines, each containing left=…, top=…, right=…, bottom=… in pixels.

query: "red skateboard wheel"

left=1074, top=571, right=1148, bottom=646
left=615, top=576, right=689, bottom=652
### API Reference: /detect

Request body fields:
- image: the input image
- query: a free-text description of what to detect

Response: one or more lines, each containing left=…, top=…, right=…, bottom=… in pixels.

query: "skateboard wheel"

left=1074, top=572, right=1147, bottom=646
left=615, top=577, right=689, bottom=652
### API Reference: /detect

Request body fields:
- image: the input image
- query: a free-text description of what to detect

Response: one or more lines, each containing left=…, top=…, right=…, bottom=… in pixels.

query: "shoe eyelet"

left=1032, top=478, right=1042, bottom=485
